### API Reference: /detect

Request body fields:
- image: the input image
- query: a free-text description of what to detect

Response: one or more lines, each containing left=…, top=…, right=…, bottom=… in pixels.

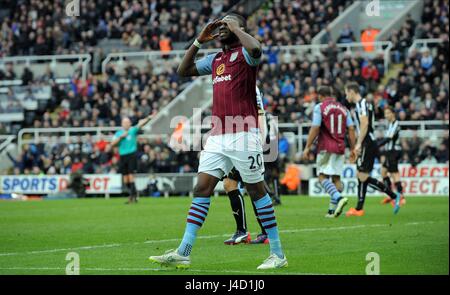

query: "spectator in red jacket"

left=362, top=61, right=380, bottom=92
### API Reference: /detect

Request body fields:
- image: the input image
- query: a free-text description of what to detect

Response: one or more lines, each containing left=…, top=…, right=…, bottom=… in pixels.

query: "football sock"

left=178, top=197, right=211, bottom=257
left=227, top=190, right=247, bottom=232
left=383, top=177, right=392, bottom=191
left=129, top=182, right=137, bottom=200
left=320, top=179, right=341, bottom=211
left=125, top=182, right=131, bottom=195
left=367, top=177, right=397, bottom=199
left=395, top=181, right=403, bottom=194
left=251, top=199, right=267, bottom=235
left=356, top=179, right=368, bottom=211
left=253, top=194, right=283, bottom=258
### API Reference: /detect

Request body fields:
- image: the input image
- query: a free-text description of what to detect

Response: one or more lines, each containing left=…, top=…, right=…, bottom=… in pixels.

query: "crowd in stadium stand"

left=6, top=128, right=448, bottom=176
left=399, top=133, right=449, bottom=165
left=0, top=0, right=239, bottom=57
left=254, top=50, right=387, bottom=124
left=248, top=0, right=350, bottom=46
left=47, top=62, right=186, bottom=128
left=1, top=0, right=449, bottom=175
left=7, top=134, right=199, bottom=175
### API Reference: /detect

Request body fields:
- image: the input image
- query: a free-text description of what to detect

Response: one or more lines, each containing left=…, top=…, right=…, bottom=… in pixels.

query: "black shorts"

left=383, top=150, right=400, bottom=173
left=356, top=140, right=378, bottom=173
left=119, top=152, right=137, bottom=175
left=223, top=167, right=243, bottom=182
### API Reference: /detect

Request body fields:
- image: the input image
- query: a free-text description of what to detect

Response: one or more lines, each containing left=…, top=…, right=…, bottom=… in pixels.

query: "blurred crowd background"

left=0, top=0, right=448, bottom=176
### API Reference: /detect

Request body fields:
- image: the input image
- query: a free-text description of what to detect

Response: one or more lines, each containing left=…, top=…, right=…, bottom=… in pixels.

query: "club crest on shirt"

left=216, top=63, right=225, bottom=75
left=230, top=51, right=239, bottom=62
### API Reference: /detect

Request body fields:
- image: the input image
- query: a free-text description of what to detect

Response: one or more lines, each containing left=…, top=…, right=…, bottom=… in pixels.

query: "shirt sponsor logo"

left=216, top=63, right=225, bottom=75
left=212, top=74, right=231, bottom=85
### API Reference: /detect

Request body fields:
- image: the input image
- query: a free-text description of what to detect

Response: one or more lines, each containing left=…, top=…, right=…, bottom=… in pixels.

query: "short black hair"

left=345, top=82, right=360, bottom=94
left=318, top=86, right=332, bottom=97
left=225, top=13, right=246, bottom=29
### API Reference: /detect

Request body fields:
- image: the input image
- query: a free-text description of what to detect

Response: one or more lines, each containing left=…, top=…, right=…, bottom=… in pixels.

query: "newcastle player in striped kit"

left=149, top=13, right=287, bottom=270
left=223, top=86, right=269, bottom=245
left=379, top=107, right=406, bottom=206
left=222, top=86, right=281, bottom=245
left=344, top=82, right=401, bottom=217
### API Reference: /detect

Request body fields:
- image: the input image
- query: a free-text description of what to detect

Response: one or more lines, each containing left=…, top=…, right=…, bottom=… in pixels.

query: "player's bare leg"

left=149, top=173, right=219, bottom=268
left=332, top=175, right=344, bottom=193
left=245, top=182, right=287, bottom=269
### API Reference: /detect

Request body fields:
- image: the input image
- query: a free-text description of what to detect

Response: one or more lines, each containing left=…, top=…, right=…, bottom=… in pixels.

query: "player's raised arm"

left=137, top=114, right=154, bottom=129
left=111, top=131, right=127, bottom=147
left=378, top=120, right=399, bottom=147
left=222, top=16, right=262, bottom=59
left=177, top=20, right=221, bottom=77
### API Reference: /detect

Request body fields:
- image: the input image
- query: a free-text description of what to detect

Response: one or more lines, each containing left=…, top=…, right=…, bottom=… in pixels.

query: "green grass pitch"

left=0, top=196, right=448, bottom=275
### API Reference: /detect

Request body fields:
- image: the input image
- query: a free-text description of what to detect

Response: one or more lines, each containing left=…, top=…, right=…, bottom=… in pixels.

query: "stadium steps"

left=381, top=63, right=404, bottom=85
left=312, top=0, right=424, bottom=44
left=97, top=39, right=141, bottom=55
left=0, top=136, right=17, bottom=173
left=142, top=78, right=212, bottom=136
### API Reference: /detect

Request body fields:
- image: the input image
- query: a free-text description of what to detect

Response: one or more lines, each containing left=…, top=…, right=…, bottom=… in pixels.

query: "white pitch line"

left=0, top=221, right=438, bottom=257
left=0, top=266, right=326, bottom=275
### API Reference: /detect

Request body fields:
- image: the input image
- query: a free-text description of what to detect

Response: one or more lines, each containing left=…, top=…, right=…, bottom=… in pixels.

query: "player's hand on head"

left=221, top=16, right=240, bottom=32
left=198, top=20, right=221, bottom=43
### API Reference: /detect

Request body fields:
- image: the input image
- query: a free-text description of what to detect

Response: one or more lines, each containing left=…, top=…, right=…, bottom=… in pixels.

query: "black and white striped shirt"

left=384, top=120, right=401, bottom=151
left=353, top=98, right=376, bottom=142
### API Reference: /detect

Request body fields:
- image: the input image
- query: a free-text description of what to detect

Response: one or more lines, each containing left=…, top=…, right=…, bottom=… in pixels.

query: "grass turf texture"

left=0, top=196, right=448, bottom=275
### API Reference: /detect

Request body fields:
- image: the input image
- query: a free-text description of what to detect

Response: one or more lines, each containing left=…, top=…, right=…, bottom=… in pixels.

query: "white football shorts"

left=316, top=151, right=345, bottom=177
left=198, top=131, right=265, bottom=184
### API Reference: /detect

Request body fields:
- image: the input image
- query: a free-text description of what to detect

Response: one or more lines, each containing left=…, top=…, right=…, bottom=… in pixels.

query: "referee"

left=111, top=115, right=153, bottom=204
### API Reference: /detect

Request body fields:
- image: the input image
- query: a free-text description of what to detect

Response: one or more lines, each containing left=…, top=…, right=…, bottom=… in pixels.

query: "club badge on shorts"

left=230, top=51, right=238, bottom=62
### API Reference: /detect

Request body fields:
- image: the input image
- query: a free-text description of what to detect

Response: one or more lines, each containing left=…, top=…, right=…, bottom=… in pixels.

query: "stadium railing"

left=0, top=135, right=15, bottom=153
left=294, top=120, right=449, bottom=153
left=17, top=126, right=166, bottom=153
left=0, top=54, right=92, bottom=81
left=101, top=49, right=219, bottom=74
left=0, top=134, right=17, bottom=171
left=101, top=42, right=394, bottom=74
left=408, top=38, right=445, bottom=53
left=16, top=120, right=449, bottom=156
